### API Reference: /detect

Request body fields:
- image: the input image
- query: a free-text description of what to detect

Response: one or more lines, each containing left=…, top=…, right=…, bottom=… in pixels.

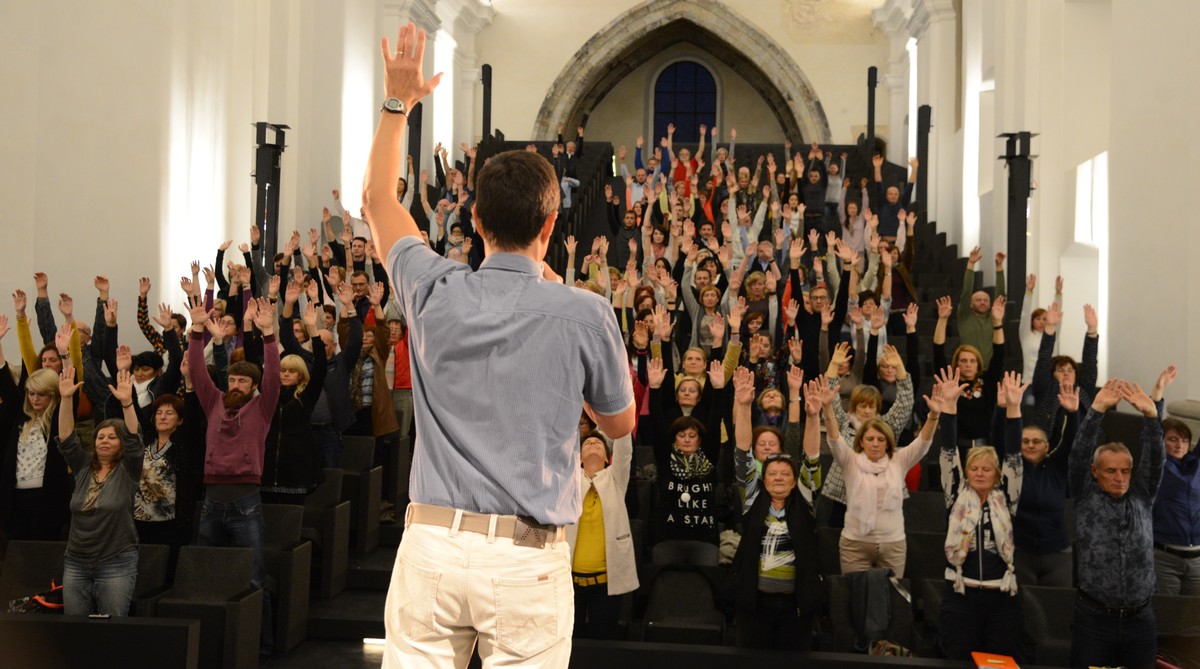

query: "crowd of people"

left=0, top=116, right=1195, bottom=669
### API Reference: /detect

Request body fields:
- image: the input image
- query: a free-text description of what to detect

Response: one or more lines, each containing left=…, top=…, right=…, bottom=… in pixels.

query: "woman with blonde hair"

left=937, top=370, right=1029, bottom=662
left=933, top=295, right=1006, bottom=448
left=261, top=304, right=328, bottom=505
left=0, top=318, right=71, bottom=540
left=814, top=367, right=953, bottom=577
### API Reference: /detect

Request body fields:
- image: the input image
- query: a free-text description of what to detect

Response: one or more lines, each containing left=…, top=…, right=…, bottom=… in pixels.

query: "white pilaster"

left=909, top=0, right=959, bottom=245
left=873, top=0, right=913, bottom=158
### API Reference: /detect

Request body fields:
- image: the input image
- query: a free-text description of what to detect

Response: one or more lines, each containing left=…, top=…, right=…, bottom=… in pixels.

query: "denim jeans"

left=1070, top=593, right=1157, bottom=669
left=198, top=492, right=274, bottom=655
left=63, top=545, right=139, bottom=616
left=312, top=424, right=343, bottom=469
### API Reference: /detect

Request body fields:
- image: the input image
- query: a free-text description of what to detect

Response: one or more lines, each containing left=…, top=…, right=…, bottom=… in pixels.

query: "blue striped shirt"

left=387, top=237, right=634, bottom=525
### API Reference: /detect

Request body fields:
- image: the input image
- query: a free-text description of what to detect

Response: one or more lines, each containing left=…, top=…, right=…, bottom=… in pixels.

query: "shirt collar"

left=478, top=252, right=541, bottom=276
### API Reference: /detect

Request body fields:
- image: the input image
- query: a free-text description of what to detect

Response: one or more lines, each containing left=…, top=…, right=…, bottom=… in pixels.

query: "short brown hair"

left=1163, top=417, right=1194, bottom=447
left=474, top=151, right=560, bottom=250
left=227, top=361, right=262, bottom=387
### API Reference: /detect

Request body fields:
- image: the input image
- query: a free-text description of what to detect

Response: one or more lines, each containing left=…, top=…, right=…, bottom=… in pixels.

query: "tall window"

left=653, top=61, right=716, bottom=148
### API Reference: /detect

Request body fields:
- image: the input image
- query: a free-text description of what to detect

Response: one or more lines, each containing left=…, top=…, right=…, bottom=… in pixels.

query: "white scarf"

left=846, top=452, right=904, bottom=537
left=134, top=378, right=154, bottom=408
left=944, top=488, right=1017, bottom=595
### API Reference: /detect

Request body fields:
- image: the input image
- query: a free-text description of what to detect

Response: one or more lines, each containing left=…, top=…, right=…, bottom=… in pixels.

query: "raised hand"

left=238, top=242, right=250, bottom=254
left=903, top=303, right=919, bottom=332
left=1092, top=378, right=1122, bottom=413
left=708, top=359, right=726, bottom=389
left=1055, top=275, right=1063, bottom=294
left=153, top=302, right=174, bottom=329
left=631, top=320, right=650, bottom=350
left=708, top=311, right=726, bottom=343
left=653, top=304, right=675, bottom=340
left=1026, top=274, right=1036, bottom=292
left=647, top=357, right=666, bottom=389
left=108, top=369, right=134, bottom=406
left=870, top=308, right=886, bottom=333
left=180, top=276, right=194, bottom=296
left=54, top=324, right=72, bottom=355
left=991, top=295, right=1006, bottom=324
left=368, top=282, right=385, bottom=306
left=784, top=299, right=801, bottom=325
left=728, top=297, right=746, bottom=332
left=936, top=295, right=952, bottom=319
left=847, top=304, right=863, bottom=327
left=967, top=246, right=982, bottom=268
left=188, top=301, right=210, bottom=331
left=1152, top=364, right=1178, bottom=401
left=12, top=289, right=27, bottom=316
left=34, top=272, right=49, bottom=296
left=787, top=336, right=803, bottom=363
left=380, top=22, right=443, bottom=110
left=219, top=239, right=233, bottom=252
left=252, top=297, right=276, bottom=334
left=0, top=315, right=8, bottom=340
left=58, top=293, right=74, bottom=321
left=302, top=302, right=319, bottom=332
left=928, top=366, right=967, bottom=414
left=803, top=378, right=824, bottom=415
left=733, top=366, right=755, bottom=406
left=116, top=344, right=132, bottom=372
left=829, top=341, right=851, bottom=370
left=1119, top=380, right=1157, bottom=418
left=787, top=238, right=806, bottom=267
left=103, top=299, right=118, bottom=327
left=1083, top=304, right=1098, bottom=335
left=1057, top=381, right=1081, bottom=413
left=1002, top=371, right=1030, bottom=408
left=565, top=235, right=577, bottom=256
left=995, top=251, right=1007, bottom=270
left=203, top=265, right=215, bottom=288
left=59, top=365, right=84, bottom=399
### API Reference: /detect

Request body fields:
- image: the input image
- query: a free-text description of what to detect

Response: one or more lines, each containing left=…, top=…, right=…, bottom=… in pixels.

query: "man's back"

left=389, top=237, right=633, bottom=526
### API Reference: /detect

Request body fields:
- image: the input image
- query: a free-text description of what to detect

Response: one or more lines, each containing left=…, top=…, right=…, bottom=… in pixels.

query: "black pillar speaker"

left=866, top=66, right=878, bottom=146
left=998, top=131, right=1036, bottom=300
left=482, top=64, right=493, bottom=139
left=916, top=105, right=931, bottom=216
left=253, top=122, right=288, bottom=265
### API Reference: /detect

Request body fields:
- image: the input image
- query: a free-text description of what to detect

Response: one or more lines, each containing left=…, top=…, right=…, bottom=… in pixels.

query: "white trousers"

left=384, top=515, right=574, bottom=669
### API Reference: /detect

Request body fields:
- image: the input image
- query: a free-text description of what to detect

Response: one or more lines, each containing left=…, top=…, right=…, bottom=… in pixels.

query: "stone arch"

left=532, top=0, right=830, bottom=143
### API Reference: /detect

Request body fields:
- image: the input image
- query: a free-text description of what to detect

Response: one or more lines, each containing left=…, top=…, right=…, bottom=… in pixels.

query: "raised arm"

left=363, top=24, right=443, bottom=259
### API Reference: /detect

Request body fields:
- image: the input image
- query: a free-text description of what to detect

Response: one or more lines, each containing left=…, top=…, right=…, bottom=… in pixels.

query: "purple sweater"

left=187, top=330, right=280, bottom=484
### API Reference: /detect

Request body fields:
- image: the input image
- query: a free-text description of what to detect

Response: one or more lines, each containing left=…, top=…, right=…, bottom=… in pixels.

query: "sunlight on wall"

left=906, top=38, right=918, bottom=161
left=434, top=29, right=457, bottom=153
left=340, top=1, right=374, bottom=214
left=1073, top=151, right=1109, bottom=379
left=164, top=5, right=227, bottom=301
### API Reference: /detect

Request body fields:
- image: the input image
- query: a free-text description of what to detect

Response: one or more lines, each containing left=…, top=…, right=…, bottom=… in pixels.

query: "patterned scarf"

left=944, top=488, right=1017, bottom=595
left=669, top=447, right=713, bottom=480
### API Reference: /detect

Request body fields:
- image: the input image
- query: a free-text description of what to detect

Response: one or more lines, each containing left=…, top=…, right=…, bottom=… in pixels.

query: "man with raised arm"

left=364, top=24, right=636, bottom=669
left=1069, top=377, right=1165, bottom=669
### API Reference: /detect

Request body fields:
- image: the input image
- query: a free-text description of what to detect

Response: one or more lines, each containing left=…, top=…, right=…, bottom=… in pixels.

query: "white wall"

left=1107, top=0, right=1200, bottom=400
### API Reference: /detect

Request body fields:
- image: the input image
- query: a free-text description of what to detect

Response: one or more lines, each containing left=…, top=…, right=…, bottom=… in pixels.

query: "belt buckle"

left=512, top=515, right=549, bottom=548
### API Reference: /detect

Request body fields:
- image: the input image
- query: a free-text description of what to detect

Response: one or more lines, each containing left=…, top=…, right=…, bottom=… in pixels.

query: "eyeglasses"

left=762, top=453, right=794, bottom=463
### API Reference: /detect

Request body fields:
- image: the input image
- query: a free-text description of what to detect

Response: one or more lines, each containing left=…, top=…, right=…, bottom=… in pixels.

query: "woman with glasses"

left=1150, top=366, right=1200, bottom=595
left=1012, top=379, right=1081, bottom=587
left=0, top=319, right=72, bottom=541
left=936, top=370, right=1029, bottom=662
left=728, top=367, right=822, bottom=649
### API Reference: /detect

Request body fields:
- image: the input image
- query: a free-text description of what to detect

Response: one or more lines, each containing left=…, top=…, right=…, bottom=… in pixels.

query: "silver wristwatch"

left=381, top=98, right=408, bottom=116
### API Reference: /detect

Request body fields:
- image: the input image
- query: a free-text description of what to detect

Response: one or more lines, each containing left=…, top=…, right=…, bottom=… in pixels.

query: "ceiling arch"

left=532, top=0, right=830, bottom=143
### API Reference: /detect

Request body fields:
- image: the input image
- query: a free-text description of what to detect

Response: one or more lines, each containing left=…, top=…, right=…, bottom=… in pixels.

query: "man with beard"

left=185, top=297, right=280, bottom=659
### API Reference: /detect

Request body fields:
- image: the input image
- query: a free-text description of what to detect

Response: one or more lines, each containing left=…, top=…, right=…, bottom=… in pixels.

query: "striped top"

left=387, top=237, right=634, bottom=526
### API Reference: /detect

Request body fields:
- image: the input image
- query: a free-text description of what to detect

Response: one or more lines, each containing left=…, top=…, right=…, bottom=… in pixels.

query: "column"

left=873, top=0, right=913, bottom=159
left=908, top=0, right=959, bottom=246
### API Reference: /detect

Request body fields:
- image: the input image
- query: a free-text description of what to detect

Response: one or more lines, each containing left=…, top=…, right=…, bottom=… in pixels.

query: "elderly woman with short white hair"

left=937, top=370, right=1029, bottom=662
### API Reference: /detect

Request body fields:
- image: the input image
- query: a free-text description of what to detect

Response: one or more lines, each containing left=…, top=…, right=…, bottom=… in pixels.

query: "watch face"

left=384, top=98, right=404, bottom=113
